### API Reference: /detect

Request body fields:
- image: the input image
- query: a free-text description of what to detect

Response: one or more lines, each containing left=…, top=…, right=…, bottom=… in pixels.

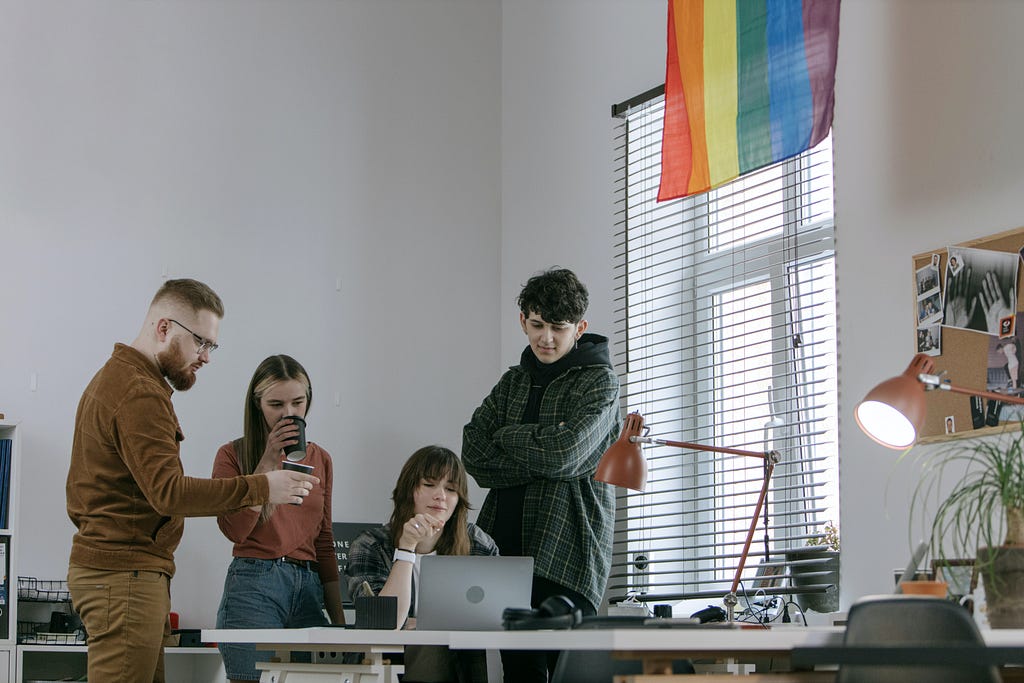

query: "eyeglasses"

left=168, top=319, right=219, bottom=355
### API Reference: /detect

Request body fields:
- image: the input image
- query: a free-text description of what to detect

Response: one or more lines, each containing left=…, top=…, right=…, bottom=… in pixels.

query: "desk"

left=204, top=628, right=449, bottom=682
left=204, top=626, right=846, bottom=681
left=203, top=626, right=1024, bottom=682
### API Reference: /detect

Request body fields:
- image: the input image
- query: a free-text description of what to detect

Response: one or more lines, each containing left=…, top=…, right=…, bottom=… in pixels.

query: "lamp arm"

left=920, top=374, right=1024, bottom=405
left=729, top=461, right=776, bottom=596
left=630, top=436, right=780, bottom=462
left=618, top=421, right=778, bottom=618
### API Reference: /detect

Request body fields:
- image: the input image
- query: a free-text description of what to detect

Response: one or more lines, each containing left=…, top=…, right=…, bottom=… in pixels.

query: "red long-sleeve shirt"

left=212, top=440, right=340, bottom=586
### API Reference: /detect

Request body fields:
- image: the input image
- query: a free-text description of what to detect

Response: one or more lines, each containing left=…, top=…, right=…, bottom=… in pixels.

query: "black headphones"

left=502, top=595, right=583, bottom=631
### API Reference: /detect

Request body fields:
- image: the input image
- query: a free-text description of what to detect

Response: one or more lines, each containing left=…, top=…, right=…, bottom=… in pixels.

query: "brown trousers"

left=68, top=564, right=172, bottom=683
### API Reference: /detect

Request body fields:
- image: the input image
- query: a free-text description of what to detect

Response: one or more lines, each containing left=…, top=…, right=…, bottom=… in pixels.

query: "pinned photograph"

left=988, top=316, right=1024, bottom=423
left=1001, top=315, right=1016, bottom=338
left=916, top=324, right=941, bottom=356
left=944, top=415, right=955, bottom=435
left=932, top=253, right=941, bottom=268
left=915, top=263, right=940, bottom=299
left=915, top=261, right=943, bottom=329
left=943, top=247, right=1019, bottom=335
left=917, top=291, right=942, bottom=326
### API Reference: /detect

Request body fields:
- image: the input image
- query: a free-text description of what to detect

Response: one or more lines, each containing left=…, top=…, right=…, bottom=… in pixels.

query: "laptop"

left=416, top=555, right=534, bottom=631
left=894, top=539, right=930, bottom=593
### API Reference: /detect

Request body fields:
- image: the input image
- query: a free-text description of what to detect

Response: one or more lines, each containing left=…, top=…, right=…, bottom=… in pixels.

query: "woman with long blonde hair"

left=213, top=354, right=344, bottom=683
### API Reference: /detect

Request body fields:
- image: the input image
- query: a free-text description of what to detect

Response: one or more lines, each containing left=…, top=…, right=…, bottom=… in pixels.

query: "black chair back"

left=838, top=596, right=999, bottom=683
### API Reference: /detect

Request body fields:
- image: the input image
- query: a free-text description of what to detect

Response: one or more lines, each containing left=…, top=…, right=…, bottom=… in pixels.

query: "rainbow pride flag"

left=658, top=0, right=840, bottom=201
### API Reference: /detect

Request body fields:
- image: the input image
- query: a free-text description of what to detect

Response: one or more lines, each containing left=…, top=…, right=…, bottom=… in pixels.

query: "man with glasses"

left=66, top=278, right=319, bottom=683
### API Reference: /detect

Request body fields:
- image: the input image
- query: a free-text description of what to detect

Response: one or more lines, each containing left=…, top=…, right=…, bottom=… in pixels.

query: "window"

left=609, top=89, right=838, bottom=602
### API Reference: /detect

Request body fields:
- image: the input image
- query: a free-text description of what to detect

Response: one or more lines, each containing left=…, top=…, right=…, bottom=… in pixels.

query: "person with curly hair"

left=462, top=267, right=620, bottom=682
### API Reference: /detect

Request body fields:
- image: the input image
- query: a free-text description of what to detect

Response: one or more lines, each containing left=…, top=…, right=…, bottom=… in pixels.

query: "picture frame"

left=752, top=561, right=786, bottom=589
left=931, top=558, right=978, bottom=597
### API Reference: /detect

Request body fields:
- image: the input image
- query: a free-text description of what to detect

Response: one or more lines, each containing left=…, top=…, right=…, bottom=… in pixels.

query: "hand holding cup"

left=258, top=416, right=305, bottom=471
left=266, top=467, right=318, bottom=506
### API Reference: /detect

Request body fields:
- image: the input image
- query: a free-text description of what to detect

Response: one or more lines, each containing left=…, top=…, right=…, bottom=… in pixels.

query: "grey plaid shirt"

left=462, top=361, right=620, bottom=611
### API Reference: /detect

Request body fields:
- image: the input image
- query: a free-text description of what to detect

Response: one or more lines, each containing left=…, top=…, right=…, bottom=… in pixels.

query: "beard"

left=157, top=338, right=197, bottom=391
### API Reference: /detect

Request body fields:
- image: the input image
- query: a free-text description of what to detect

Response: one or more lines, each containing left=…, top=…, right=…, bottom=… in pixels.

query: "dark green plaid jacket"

left=462, top=361, right=620, bottom=610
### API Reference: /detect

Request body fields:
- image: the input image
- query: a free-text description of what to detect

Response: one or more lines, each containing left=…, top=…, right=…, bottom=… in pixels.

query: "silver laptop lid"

left=416, top=555, right=534, bottom=631
left=894, top=540, right=929, bottom=593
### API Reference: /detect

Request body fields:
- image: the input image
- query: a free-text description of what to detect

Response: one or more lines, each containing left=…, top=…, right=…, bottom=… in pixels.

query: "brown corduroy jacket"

left=67, top=343, right=269, bottom=577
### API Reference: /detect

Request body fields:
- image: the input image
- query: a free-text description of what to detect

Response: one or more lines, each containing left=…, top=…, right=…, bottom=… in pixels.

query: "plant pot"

left=977, top=545, right=1024, bottom=628
left=784, top=547, right=840, bottom=613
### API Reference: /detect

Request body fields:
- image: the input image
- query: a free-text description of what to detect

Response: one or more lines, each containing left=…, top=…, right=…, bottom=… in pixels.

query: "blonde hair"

left=237, top=355, right=312, bottom=475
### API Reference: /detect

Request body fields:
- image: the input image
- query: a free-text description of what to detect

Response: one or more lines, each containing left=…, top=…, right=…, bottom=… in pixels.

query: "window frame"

left=609, top=88, right=839, bottom=605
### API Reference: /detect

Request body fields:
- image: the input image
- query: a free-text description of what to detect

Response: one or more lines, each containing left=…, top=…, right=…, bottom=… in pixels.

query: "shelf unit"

left=17, top=645, right=224, bottom=682
left=3, top=419, right=224, bottom=682
left=0, top=422, right=21, bottom=683
left=13, top=578, right=224, bottom=681
left=14, top=580, right=225, bottom=683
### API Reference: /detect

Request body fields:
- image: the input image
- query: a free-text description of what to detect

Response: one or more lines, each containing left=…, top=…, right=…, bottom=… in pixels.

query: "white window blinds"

left=609, top=89, right=839, bottom=604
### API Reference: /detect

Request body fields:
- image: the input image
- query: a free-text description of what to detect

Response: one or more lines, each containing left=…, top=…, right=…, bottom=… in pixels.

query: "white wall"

left=0, top=0, right=501, bottom=628
left=500, top=1, right=667, bottom=357
left=501, top=0, right=1024, bottom=614
left=833, top=0, right=1024, bottom=604
left=5, top=0, right=1024, bottom=631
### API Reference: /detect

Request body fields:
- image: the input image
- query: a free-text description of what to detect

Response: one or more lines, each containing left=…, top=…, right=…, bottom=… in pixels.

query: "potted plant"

left=909, top=420, right=1024, bottom=627
left=785, top=521, right=840, bottom=613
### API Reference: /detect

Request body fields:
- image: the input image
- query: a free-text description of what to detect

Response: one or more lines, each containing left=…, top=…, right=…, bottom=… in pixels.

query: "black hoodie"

left=490, top=333, right=614, bottom=556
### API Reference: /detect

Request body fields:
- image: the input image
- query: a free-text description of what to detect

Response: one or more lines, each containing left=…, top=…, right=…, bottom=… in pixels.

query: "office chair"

left=837, top=595, right=999, bottom=683
left=549, top=616, right=695, bottom=683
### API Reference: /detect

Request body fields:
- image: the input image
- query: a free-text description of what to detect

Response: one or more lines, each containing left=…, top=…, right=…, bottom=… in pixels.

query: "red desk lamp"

left=595, top=412, right=781, bottom=621
left=855, top=353, right=1024, bottom=449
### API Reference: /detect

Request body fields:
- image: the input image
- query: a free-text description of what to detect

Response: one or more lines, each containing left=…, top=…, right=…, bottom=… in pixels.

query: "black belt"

left=280, top=556, right=319, bottom=572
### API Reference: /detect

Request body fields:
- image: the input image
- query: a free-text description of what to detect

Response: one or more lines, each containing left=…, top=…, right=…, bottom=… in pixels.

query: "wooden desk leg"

left=257, top=651, right=402, bottom=683
left=642, top=656, right=674, bottom=675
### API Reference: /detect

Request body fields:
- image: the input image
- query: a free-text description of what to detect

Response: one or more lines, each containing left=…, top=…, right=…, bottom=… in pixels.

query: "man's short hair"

left=517, top=268, right=588, bottom=323
left=151, top=278, right=225, bottom=318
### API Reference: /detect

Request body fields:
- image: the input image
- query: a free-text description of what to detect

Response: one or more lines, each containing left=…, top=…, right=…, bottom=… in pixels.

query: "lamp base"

left=724, top=592, right=739, bottom=622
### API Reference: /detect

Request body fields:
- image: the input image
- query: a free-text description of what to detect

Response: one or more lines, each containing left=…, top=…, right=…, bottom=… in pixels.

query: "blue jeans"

left=216, top=558, right=328, bottom=681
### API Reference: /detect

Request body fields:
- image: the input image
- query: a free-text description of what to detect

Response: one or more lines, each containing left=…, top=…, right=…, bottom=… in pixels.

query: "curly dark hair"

left=517, top=267, right=589, bottom=323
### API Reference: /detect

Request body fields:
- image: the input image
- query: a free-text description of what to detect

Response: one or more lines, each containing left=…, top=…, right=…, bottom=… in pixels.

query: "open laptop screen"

left=416, top=556, right=533, bottom=631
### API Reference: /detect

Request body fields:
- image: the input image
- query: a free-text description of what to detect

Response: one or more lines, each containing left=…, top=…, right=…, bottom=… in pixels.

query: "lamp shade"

left=595, top=412, right=648, bottom=491
left=855, top=354, right=934, bottom=449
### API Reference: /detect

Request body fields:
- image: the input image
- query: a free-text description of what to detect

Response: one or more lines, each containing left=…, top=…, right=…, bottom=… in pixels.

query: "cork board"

left=912, top=225, right=1024, bottom=444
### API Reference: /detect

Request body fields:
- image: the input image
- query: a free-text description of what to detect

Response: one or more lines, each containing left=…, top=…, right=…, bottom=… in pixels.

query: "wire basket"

left=17, top=620, right=86, bottom=645
left=18, top=577, right=71, bottom=602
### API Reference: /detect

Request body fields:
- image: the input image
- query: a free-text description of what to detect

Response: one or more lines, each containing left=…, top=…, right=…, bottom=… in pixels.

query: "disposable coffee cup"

left=283, top=415, right=307, bottom=462
left=281, top=460, right=314, bottom=505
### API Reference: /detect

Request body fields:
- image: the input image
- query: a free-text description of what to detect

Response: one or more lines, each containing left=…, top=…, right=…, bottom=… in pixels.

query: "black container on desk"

left=355, top=596, right=398, bottom=630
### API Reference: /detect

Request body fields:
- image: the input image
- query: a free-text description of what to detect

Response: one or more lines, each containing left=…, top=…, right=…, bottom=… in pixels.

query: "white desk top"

left=450, top=626, right=846, bottom=652
left=203, top=625, right=848, bottom=653
left=204, top=625, right=1024, bottom=652
left=204, top=627, right=450, bottom=648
